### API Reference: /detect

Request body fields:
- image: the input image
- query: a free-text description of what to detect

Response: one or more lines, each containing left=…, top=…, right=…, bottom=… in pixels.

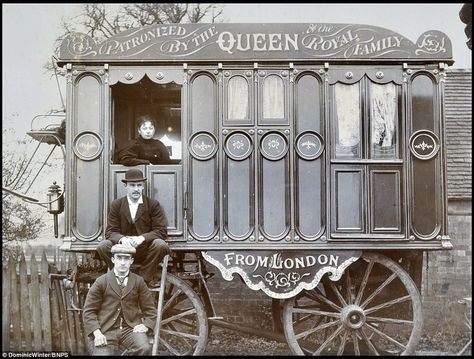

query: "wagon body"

left=51, top=23, right=453, bottom=355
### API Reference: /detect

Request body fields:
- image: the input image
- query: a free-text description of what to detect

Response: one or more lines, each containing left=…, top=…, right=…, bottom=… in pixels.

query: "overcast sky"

left=3, top=3, right=471, bottom=136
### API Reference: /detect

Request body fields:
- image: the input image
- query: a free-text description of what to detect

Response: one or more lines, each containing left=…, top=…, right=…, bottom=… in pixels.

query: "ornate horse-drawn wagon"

left=23, top=22, right=454, bottom=355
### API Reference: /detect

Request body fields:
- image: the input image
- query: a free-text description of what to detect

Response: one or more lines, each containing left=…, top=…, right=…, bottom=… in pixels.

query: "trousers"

left=89, top=325, right=150, bottom=355
left=96, top=238, right=170, bottom=283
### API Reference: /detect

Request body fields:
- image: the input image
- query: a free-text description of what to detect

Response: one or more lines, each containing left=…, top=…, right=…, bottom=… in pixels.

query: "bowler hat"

left=111, top=243, right=136, bottom=255
left=121, top=168, right=147, bottom=183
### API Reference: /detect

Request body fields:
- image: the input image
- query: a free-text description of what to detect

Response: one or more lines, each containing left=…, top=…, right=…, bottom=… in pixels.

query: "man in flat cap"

left=83, top=244, right=157, bottom=355
left=97, top=168, right=170, bottom=287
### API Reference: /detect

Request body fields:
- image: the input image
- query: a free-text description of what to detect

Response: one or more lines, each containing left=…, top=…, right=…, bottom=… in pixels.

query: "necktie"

left=116, top=275, right=128, bottom=291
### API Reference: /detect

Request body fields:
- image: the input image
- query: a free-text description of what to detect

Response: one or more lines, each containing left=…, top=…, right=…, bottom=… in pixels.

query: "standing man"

left=97, top=168, right=170, bottom=287
left=83, top=244, right=156, bottom=355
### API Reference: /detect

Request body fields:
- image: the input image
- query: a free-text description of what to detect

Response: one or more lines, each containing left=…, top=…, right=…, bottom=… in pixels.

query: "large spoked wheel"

left=155, top=273, right=209, bottom=355
left=282, top=252, right=423, bottom=356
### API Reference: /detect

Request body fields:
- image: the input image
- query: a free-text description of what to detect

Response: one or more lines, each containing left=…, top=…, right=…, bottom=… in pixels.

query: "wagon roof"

left=58, top=23, right=453, bottom=65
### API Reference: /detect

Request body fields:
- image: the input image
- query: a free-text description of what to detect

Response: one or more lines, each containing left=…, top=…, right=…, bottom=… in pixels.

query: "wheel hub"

left=340, top=304, right=366, bottom=329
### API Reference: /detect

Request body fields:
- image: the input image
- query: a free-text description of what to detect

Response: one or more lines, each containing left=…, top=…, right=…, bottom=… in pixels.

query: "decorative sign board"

left=202, top=250, right=362, bottom=299
left=59, top=24, right=452, bottom=63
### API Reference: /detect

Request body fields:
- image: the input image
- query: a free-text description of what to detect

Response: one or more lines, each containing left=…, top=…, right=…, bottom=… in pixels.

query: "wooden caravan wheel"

left=154, top=273, right=209, bottom=355
left=282, top=252, right=423, bottom=356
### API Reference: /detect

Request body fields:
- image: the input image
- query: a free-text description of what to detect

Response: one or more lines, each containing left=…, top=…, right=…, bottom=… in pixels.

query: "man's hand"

left=120, top=236, right=133, bottom=247
left=93, top=329, right=107, bottom=347
left=129, top=236, right=145, bottom=247
left=133, top=323, right=149, bottom=333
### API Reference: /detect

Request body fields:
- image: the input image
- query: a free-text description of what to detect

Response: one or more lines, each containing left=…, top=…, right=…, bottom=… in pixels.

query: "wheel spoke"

left=352, top=331, right=360, bottom=355
left=295, top=318, right=339, bottom=340
left=355, top=259, right=374, bottom=305
left=364, top=294, right=412, bottom=315
left=293, top=307, right=340, bottom=318
left=346, top=269, right=353, bottom=304
left=329, top=281, right=347, bottom=307
left=361, top=273, right=398, bottom=309
left=313, top=325, right=345, bottom=355
left=337, top=328, right=348, bottom=355
left=306, top=288, right=342, bottom=312
left=158, top=336, right=182, bottom=356
left=161, top=308, right=197, bottom=325
left=366, top=316, right=413, bottom=325
left=365, top=323, right=407, bottom=351
left=161, top=328, right=200, bottom=341
left=360, top=328, right=379, bottom=355
left=162, top=288, right=183, bottom=313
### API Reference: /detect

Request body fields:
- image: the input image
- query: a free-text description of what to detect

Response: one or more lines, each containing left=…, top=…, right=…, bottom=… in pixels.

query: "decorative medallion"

left=225, top=132, right=253, bottom=161
left=260, top=132, right=288, bottom=161
left=409, top=130, right=439, bottom=160
left=73, top=132, right=103, bottom=161
left=189, top=132, right=217, bottom=160
left=202, top=250, right=362, bottom=299
left=295, top=132, right=324, bottom=160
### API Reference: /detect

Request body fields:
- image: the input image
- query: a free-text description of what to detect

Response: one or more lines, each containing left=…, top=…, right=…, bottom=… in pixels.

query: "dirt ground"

left=203, top=327, right=472, bottom=356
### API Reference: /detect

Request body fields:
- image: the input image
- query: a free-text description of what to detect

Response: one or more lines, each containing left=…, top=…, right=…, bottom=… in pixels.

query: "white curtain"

left=263, top=75, right=284, bottom=119
left=335, top=82, right=361, bottom=148
left=228, top=76, right=249, bottom=120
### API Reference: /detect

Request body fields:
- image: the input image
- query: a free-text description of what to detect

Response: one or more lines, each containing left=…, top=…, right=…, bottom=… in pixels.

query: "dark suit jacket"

left=105, top=195, right=168, bottom=244
left=82, top=270, right=157, bottom=336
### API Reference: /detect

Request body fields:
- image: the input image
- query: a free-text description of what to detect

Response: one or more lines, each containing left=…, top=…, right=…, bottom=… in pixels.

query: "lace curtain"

left=227, top=76, right=249, bottom=120
left=263, top=75, right=284, bottom=119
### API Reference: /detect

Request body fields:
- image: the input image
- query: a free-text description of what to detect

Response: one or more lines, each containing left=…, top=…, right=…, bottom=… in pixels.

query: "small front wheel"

left=282, top=252, right=423, bottom=356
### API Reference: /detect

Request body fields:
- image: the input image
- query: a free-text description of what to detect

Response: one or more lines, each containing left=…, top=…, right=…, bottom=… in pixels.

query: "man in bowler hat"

left=83, top=244, right=156, bottom=355
left=97, top=168, right=170, bottom=287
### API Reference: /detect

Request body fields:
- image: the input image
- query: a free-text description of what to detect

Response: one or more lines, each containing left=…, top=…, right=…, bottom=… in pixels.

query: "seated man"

left=116, top=115, right=171, bottom=165
left=83, top=244, right=156, bottom=355
left=97, top=168, right=170, bottom=287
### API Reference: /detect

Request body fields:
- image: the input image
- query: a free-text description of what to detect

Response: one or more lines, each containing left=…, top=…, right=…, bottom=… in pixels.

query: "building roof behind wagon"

left=445, top=69, right=472, bottom=199
left=57, top=23, right=453, bottom=65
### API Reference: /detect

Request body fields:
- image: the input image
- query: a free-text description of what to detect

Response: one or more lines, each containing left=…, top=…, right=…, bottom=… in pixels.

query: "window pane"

left=228, top=76, right=249, bottom=120
left=263, top=75, right=284, bottom=119
left=370, top=82, right=398, bottom=159
left=334, top=83, right=361, bottom=159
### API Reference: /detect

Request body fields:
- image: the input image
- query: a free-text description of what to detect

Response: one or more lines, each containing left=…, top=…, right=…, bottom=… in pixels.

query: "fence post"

left=2, top=264, right=11, bottom=351
left=19, top=253, right=32, bottom=351
left=40, top=251, right=52, bottom=351
left=29, top=253, right=42, bottom=350
left=49, top=265, right=61, bottom=351
left=9, top=256, right=21, bottom=350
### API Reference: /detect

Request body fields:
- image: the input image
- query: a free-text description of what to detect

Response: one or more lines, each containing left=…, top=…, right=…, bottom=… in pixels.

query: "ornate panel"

left=188, top=72, right=218, bottom=240
left=71, top=74, right=104, bottom=241
left=223, top=131, right=255, bottom=240
left=408, top=73, right=441, bottom=239
left=331, top=166, right=365, bottom=234
left=369, top=168, right=403, bottom=233
left=294, top=72, right=325, bottom=240
left=148, top=165, right=183, bottom=236
left=258, top=131, right=290, bottom=240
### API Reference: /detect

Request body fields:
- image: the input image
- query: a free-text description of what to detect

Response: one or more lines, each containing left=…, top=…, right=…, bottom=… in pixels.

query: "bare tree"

left=2, top=128, right=48, bottom=260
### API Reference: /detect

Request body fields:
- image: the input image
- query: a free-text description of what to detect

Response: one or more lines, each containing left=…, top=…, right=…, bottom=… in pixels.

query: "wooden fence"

left=2, top=249, right=90, bottom=354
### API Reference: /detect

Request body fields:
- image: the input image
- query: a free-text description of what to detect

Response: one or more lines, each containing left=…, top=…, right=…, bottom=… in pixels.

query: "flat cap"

left=111, top=243, right=136, bottom=255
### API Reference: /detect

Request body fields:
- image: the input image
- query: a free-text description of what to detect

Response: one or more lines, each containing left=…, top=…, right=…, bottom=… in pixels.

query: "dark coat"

left=105, top=195, right=168, bottom=244
left=82, top=270, right=157, bottom=337
left=116, top=137, right=171, bottom=166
